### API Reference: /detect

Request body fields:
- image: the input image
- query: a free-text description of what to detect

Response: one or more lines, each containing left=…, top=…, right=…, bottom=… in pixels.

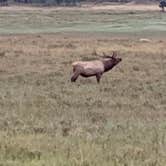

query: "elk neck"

left=103, top=59, right=116, bottom=72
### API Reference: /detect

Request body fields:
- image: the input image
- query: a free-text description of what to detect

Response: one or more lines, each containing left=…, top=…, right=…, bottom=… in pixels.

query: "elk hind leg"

left=96, top=73, right=102, bottom=83
left=73, top=66, right=76, bottom=73
left=71, top=71, right=80, bottom=82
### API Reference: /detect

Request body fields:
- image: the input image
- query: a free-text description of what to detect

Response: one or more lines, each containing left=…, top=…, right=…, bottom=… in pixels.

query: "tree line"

left=0, top=0, right=162, bottom=6
left=0, top=0, right=81, bottom=6
left=14, top=0, right=80, bottom=5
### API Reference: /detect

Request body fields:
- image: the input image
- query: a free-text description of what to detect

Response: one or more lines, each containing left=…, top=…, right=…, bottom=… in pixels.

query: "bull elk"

left=71, top=51, right=122, bottom=83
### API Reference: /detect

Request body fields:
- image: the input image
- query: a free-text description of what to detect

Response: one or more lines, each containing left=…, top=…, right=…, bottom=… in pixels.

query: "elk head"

left=102, top=51, right=122, bottom=72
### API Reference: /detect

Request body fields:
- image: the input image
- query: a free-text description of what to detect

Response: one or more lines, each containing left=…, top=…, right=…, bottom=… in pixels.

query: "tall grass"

left=0, top=34, right=165, bottom=165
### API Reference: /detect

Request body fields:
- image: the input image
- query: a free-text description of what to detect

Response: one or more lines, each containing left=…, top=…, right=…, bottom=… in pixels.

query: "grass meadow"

left=0, top=6, right=166, bottom=166
left=0, top=7, right=166, bottom=34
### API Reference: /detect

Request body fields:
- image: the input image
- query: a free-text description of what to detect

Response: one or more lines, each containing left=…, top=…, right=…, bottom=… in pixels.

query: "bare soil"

left=0, top=3, right=159, bottom=12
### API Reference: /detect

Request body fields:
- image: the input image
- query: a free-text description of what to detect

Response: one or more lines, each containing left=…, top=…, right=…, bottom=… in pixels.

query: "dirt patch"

left=91, top=4, right=158, bottom=11
left=0, top=4, right=159, bottom=12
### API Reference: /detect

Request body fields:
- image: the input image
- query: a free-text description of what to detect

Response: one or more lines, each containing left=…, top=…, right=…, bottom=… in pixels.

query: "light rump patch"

left=71, top=51, right=122, bottom=83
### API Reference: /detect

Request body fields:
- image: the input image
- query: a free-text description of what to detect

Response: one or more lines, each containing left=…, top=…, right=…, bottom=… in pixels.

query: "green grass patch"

left=0, top=10, right=166, bottom=34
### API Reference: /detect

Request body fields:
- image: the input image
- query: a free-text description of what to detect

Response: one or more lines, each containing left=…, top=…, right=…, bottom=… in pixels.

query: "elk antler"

left=102, top=52, right=112, bottom=58
left=103, top=52, right=107, bottom=56
left=92, top=49, right=99, bottom=56
left=112, top=51, right=117, bottom=58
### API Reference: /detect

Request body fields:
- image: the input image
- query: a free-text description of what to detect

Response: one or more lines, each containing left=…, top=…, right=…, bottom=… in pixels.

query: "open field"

left=0, top=5, right=166, bottom=166
left=0, top=5, right=166, bottom=35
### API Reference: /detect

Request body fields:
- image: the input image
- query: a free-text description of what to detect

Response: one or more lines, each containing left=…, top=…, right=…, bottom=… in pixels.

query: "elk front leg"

left=96, top=73, right=102, bottom=83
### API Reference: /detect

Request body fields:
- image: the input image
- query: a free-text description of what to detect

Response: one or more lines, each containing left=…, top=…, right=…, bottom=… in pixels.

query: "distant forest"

left=0, top=0, right=160, bottom=6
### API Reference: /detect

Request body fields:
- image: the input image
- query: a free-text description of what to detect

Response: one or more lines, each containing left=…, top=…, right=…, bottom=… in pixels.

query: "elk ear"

left=112, top=51, right=117, bottom=58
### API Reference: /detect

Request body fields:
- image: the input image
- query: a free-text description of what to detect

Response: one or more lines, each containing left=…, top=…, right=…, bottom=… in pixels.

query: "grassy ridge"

left=0, top=34, right=166, bottom=165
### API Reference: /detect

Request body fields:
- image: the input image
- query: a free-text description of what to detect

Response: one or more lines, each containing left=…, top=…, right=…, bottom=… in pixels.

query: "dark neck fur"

left=103, top=60, right=116, bottom=72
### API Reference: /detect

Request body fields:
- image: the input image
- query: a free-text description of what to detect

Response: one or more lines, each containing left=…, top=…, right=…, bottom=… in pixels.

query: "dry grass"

left=0, top=33, right=166, bottom=165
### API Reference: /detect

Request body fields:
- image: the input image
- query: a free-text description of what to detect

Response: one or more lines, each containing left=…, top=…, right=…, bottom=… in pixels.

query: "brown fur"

left=71, top=51, right=122, bottom=83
